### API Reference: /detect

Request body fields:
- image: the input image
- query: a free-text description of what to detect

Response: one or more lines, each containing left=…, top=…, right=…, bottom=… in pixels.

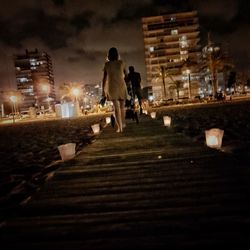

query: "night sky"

left=0, top=0, right=249, bottom=92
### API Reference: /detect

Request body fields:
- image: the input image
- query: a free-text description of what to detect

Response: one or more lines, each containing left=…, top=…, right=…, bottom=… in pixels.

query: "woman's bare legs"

left=119, top=100, right=126, bottom=128
left=113, top=100, right=122, bottom=132
left=113, top=99, right=125, bottom=132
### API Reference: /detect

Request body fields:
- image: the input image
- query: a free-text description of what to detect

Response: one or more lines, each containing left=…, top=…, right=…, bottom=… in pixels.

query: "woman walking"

left=102, top=47, right=128, bottom=132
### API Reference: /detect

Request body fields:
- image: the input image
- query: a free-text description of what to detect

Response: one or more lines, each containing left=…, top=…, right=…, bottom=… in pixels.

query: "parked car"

left=20, top=111, right=30, bottom=118
left=8, top=112, right=21, bottom=118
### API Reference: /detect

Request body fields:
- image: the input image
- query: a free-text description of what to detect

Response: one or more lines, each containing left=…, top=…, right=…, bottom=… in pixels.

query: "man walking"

left=127, top=66, right=143, bottom=114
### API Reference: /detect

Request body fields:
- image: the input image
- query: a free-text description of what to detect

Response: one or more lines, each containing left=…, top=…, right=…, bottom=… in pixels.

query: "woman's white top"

left=104, top=60, right=128, bottom=101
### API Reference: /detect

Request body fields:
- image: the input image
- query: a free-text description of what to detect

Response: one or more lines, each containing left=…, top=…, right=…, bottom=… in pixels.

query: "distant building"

left=84, top=84, right=102, bottom=98
left=142, top=11, right=201, bottom=100
left=14, top=49, right=56, bottom=110
left=83, top=84, right=102, bottom=109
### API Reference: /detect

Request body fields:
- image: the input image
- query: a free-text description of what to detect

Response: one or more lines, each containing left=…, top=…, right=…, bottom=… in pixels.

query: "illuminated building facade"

left=82, top=84, right=102, bottom=109
left=14, top=49, right=55, bottom=110
left=142, top=11, right=201, bottom=100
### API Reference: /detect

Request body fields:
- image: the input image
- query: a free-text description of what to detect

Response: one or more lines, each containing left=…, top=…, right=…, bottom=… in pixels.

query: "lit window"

left=31, top=66, right=37, bottom=70
left=180, top=36, right=188, bottom=48
left=208, top=47, right=213, bottom=52
left=180, top=50, right=188, bottom=55
left=180, top=42, right=188, bottom=48
left=170, top=17, right=176, bottom=22
left=179, top=90, right=184, bottom=96
left=149, top=47, right=154, bottom=52
left=23, top=88, right=33, bottom=93
left=30, top=59, right=38, bottom=66
left=18, top=77, right=28, bottom=83
left=171, top=29, right=178, bottom=35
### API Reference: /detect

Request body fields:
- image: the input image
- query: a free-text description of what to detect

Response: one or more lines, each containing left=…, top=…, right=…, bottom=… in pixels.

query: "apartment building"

left=14, top=49, right=56, bottom=110
left=142, top=11, right=201, bottom=100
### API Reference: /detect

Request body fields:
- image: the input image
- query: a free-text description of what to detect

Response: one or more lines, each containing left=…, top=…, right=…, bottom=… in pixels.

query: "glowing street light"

left=71, top=87, right=81, bottom=116
left=71, top=87, right=80, bottom=102
left=10, top=95, right=17, bottom=103
left=9, top=95, right=18, bottom=123
left=184, top=69, right=191, bottom=99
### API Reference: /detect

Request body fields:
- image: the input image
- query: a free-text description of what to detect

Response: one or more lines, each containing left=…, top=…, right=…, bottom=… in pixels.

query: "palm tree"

left=155, top=66, right=181, bottom=100
left=181, top=58, right=200, bottom=99
left=203, top=33, right=234, bottom=97
left=172, top=80, right=182, bottom=100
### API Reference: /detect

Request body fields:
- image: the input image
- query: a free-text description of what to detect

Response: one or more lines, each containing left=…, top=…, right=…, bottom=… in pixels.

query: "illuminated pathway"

left=1, top=115, right=250, bottom=249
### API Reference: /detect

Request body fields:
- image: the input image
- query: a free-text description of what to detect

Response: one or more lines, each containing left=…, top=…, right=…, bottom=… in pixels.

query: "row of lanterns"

left=148, top=110, right=224, bottom=150
left=90, top=116, right=112, bottom=135
left=149, top=111, right=172, bottom=127
left=58, top=109, right=225, bottom=161
left=91, top=115, right=113, bottom=134
left=57, top=115, right=111, bottom=161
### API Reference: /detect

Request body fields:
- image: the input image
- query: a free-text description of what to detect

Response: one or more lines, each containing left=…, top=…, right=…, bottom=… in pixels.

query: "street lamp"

left=184, top=69, right=191, bottom=99
left=71, top=87, right=81, bottom=116
left=160, top=66, right=167, bottom=99
left=71, top=87, right=80, bottom=102
left=10, top=95, right=17, bottom=123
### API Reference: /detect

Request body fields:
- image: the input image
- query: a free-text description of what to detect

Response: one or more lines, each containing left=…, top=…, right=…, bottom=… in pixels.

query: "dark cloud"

left=70, top=11, right=94, bottom=31
left=22, top=9, right=70, bottom=49
left=68, top=49, right=97, bottom=62
left=112, top=0, right=193, bottom=23
left=0, top=7, right=94, bottom=49
left=235, top=0, right=250, bottom=22
left=198, top=0, right=250, bottom=35
left=0, top=8, right=70, bottom=49
left=152, top=0, right=193, bottom=12
left=52, top=0, right=65, bottom=6
left=198, top=16, right=238, bottom=45
left=111, top=3, right=153, bottom=22
left=0, top=0, right=249, bottom=91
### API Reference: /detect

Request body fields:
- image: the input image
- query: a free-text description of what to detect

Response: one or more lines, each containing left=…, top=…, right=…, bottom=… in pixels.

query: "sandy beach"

left=0, top=100, right=250, bottom=221
left=0, top=113, right=107, bottom=219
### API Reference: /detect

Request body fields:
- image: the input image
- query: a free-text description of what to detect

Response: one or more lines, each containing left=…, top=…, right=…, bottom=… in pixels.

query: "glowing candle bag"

left=205, top=128, right=224, bottom=149
left=91, top=123, right=100, bottom=134
left=58, top=143, right=76, bottom=161
left=150, top=112, right=156, bottom=119
left=106, top=116, right=111, bottom=124
left=163, top=116, right=171, bottom=127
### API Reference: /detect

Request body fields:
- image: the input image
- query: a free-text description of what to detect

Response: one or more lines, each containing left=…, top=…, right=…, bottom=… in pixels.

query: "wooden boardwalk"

left=1, top=115, right=250, bottom=249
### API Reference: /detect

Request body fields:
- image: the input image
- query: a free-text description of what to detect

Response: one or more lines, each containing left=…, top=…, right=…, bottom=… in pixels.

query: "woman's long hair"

left=108, top=47, right=119, bottom=61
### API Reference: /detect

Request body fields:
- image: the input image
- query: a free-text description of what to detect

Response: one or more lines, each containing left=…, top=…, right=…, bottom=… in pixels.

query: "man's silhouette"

left=127, top=66, right=143, bottom=114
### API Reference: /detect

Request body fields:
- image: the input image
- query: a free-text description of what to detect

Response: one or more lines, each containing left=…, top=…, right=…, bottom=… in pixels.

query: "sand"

left=0, top=114, right=107, bottom=219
